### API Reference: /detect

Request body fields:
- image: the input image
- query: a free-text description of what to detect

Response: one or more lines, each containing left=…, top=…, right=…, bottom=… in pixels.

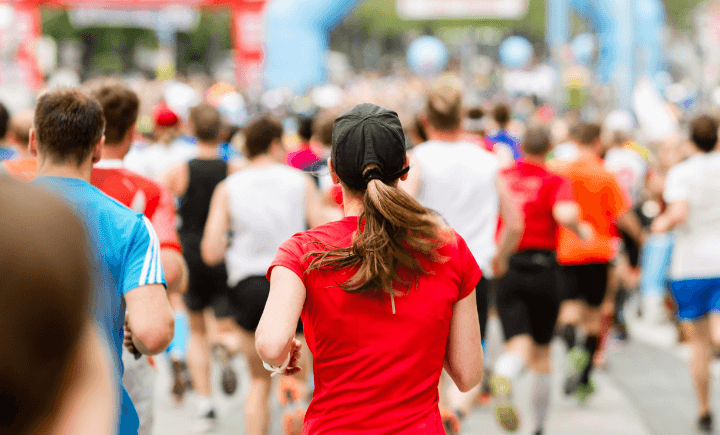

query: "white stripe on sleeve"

left=139, top=217, right=155, bottom=286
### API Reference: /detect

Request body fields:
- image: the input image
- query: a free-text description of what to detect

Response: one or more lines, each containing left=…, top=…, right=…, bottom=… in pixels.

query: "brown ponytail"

left=305, top=174, right=448, bottom=295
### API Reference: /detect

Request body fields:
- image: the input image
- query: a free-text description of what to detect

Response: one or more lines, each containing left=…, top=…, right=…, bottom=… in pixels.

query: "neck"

left=197, top=142, right=218, bottom=159
left=341, top=187, right=364, bottom=217
left=247, top=153, right=279, bottom=168
left=36, top=158, right=92, bottom=183
left=428, top=129, right=463, bottom=143
left=14, top=144, right=31, bottom=158
left=525, top=154, right=546, bottom=165
left=576, top=145, right=598, bottom=158
left=101, top=144, right=127, bottom=161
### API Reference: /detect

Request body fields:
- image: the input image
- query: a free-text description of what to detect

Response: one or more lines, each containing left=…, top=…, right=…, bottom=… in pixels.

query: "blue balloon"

left=499, top=36, right=533, bottom=69
left=406, top=36, right=449, bottom=78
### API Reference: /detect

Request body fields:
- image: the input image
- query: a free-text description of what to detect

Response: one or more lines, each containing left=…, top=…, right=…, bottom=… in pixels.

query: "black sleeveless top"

left=178, top=159, right=228, bottom=240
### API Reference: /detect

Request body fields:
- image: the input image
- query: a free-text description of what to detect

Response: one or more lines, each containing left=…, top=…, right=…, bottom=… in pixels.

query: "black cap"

left=331, top=103, right=409, bottom=191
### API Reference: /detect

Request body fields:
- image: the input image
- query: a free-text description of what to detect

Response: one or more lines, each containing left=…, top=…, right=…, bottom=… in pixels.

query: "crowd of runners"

left=1, top=72, right=719, bottom=435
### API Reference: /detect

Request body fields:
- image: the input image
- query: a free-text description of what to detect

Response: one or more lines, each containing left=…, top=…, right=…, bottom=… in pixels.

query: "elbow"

left=200, top=240, right=223, bottom=267
left=255, top=334, right=287, bottom=364
left=455, top=365, right=484, bottom=393
left=136, top=314, right=175, bottom=355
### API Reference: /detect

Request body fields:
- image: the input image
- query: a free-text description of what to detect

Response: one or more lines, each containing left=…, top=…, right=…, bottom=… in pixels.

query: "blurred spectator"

left=488, top=103, right=522, bottom=168
left=284, top=115, right=322, bottom=171
left=0, top=103, right=13, bottom=161
left=8, top=109, right=33, bottom=159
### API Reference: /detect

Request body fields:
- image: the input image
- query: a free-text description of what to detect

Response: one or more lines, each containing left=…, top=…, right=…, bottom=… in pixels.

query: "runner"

left=125, top=102, right=197, bottom=180
left=651, top=115, right=720, bottom=433
left=29, top=87, right=175, bottom=435
left=4, top=108, right=33, bottom=160
left=490, top=126, right=590, bottom=434
left=161, top=103, right=241, bottom=431
left=401, top=76, right=523, bottom=433
left=255, top=103, right=484, bottom=434
left=201, top=115, right=333, bottom=435
left=284, top=115, right=321, bottom=171
left=88, top=83, right=190, bottom=434
left=0, top=177, right=117, bottom=435
left=549, top=123, right=645, bottom=404
left=462, top=106, right=493, bottom=152
left=487, top=103, right=522, bottom=168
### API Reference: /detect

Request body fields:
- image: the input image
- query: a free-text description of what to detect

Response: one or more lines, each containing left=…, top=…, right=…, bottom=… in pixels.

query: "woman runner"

left=256, top=103, right=484, bottom=434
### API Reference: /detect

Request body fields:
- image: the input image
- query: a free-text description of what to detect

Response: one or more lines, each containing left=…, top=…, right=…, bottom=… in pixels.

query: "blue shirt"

left=34, top=176, right=166, bottom=435
left=488, top=130, right=523, bottom=161
left=0, top=147, right=17, bottom=161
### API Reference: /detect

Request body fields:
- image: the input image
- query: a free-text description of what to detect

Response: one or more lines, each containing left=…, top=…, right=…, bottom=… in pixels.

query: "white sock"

left=494, top=352, right=524, bottom=380
left=532, top=373, right=552, bottom=430
left=197, top=396, right=213, bottom=414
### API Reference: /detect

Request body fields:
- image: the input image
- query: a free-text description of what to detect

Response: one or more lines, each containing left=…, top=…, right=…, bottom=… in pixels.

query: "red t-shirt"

left=91, top=166, right=182, bottom=253
left=499, top=161, right=574, bottom=252
left=268, top=216, right=481, bottom=435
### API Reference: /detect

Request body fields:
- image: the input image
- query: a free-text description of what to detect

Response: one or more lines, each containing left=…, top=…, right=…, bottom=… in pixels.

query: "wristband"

left=262, top=352, right=292, bottom=377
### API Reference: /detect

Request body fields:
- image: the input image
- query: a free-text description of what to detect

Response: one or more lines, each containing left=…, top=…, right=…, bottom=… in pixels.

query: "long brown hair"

left=305, top=168, right=448, bottom=295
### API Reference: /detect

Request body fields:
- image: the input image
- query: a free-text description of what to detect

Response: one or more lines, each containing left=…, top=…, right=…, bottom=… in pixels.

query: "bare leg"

left=684, top=317, right=712, bottom=417
left=187, top=311, right=211, bottom=398
left=241, top=328, right=272, bottom=435
left=529, top=344, right=552, bottom=432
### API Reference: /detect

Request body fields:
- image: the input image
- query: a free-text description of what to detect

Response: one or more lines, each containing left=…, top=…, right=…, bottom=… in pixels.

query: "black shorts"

left=227, top=275, right=303, bottom=333
left=620, top=230, right=640, bottom=268
left=496, top=250, right=561, bottom=345
left=476, top=277, right=489, bottom=339
left=182, top=238, right=232, bottom=317
left=560, top=263, right=610, bottom=307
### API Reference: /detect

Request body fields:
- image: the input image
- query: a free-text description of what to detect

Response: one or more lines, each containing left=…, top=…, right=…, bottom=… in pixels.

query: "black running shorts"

left=560, top=262, right=610, bottom=307
left=181, top=237, right=232, bottom=317
left=227, top=275, right=303, bottom=333
left=496, top=250, right=560, bottom=345
left=476, top=277, right=489, bottom=339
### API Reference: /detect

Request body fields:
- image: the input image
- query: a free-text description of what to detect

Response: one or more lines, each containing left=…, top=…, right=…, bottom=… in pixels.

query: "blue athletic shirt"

left=33, top=176, right=166, bottom=435
left=488, top=130, right=523, bottom=161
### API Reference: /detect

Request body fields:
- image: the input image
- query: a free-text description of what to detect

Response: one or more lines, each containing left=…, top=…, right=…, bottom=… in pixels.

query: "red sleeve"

left=606, top=174, right=631, bottom=218
left=552, top=175, right=574, bottom=205
left=152, top=185, right=182, bottom=253
left=455, top=232, right=482, bottom=301
left=267, top=234, right=306, bottom=283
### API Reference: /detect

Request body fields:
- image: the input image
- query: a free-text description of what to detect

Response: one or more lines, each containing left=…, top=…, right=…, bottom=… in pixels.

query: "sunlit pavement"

left=150, top=307, right=713, bottom=435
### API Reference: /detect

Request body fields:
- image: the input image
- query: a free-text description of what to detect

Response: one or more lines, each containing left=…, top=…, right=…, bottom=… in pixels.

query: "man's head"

left=464, top=106, right=486, bottom=135
left=493, top=104, right=512, bottom=130
left=425, top=75, right=463, bottom=132
left=153, top=103, right=181, bottom=145
left=522, top=126, right=553, bottom=157
left=10, top=109, right=33, bottom=154
left=576, top=122, right=602, bottom=155
left=0, top=102, right=9, bottom=143
left=0, top=178, right=92, bottom=435
left=242, top=115, right=284, bottom=160
left=690, top=114, right=718, bottom=153
left=313, top=110, right=336, bottom=150
left=30, top=88, right=105, bottom=167
left=189, top=103, right=222, bottom=145
left=90, top=84, right=139, bottom=151
left=298, top=116, right=314, bottom=143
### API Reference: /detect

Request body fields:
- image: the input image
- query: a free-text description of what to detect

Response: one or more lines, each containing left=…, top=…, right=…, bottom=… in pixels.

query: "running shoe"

left=212, top=344, right=238, bottom=395
left=533, top=429, right=543, bottom=435
left=282, top=408, right=306, bottom=435
left=439, top=408, right=461, bottom=435
left=171, top=360, right=188, bottom=403
left=278, top=377, right=303, bottom=407
left=564, top=347, right=590, bottom=396
left=490, top=375, right=519, bottom=432
left=574, top=380, right=596, bottom=405
left=193, top=409, right=217, bottom=433
left=698, top=414, right=713, bottom=433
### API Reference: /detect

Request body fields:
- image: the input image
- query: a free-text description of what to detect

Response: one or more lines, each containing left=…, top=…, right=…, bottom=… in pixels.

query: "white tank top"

left=413, top=140, right=500, bottom=276
left=225, top=164, right=307, bottom=286
left=604, top=147, right=648, bottom=205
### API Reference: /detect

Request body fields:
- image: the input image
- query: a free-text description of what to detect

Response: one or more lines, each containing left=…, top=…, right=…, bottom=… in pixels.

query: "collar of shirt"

left=95, top=159, right=124, bottom=169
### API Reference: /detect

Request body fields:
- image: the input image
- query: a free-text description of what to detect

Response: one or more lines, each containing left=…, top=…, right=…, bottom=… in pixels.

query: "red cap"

left=153, top=103, right=179, bottom=127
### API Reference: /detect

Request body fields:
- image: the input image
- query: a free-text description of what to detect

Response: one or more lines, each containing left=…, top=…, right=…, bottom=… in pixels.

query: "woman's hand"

left=282, top=339, right=303, bottom=376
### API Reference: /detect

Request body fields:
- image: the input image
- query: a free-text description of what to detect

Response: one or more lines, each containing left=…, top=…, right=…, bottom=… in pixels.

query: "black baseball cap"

left=331, top=103, right=409, bottom=191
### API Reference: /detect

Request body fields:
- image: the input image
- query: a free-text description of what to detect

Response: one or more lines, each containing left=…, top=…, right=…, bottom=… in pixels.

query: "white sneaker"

left=194, top=409, right=217, bottom=433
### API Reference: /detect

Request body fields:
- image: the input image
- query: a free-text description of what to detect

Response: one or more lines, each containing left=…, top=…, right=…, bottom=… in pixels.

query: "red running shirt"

left=268, top=216, right=481, bottom=435
left=499, top=161, right=574, bottom=252
left=91, top=167, right=182, bottom=253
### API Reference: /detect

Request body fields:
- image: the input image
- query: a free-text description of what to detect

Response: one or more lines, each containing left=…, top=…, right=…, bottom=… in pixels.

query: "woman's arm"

left=651, top=200, right=689, bottom=234
left=444, top=289, right=483, bottom=392
left=201, top=182, right=230, bottom=266
left=256, top=266, right=306, bottom=368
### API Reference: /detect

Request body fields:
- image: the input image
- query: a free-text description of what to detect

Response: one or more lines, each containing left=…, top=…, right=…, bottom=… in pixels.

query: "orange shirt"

left=549, top=155, right=630, bottom=265
left=2, top=157, right=37, bottom=182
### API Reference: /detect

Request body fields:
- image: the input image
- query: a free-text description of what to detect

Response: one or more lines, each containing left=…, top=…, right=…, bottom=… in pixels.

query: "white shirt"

left=605, top=147, right=648, bottom=205
left=413, top=140, right=500, bottom=277
left=553, top=141, right=579, bottom=162
left=124, top=138, right=198, bottom=181
left=224, top=164, right=307, bottom=286
left=663, top=152, right=720, bottom=280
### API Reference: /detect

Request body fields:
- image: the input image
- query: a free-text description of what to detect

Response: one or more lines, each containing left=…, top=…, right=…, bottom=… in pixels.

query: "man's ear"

left=400, top=155, right=410, bottom=181
left=328, top=157, right=340, bottom=185
left=92, top=136, right=105, bottom=164
left=28, top=129, right=38, bottom=157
